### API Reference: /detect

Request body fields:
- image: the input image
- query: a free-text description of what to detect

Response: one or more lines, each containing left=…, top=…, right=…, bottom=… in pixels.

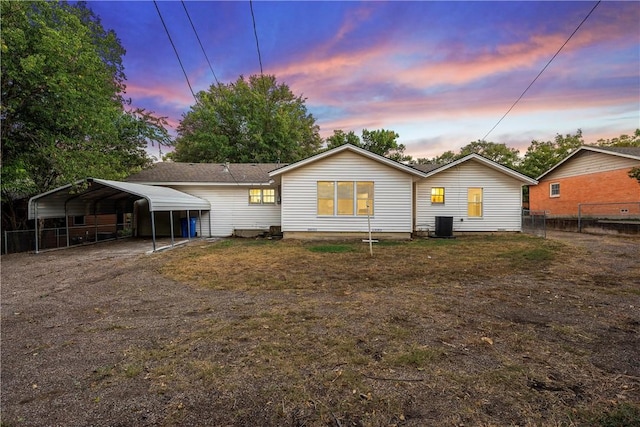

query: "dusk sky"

left=88, top=1, right=640, bottom=160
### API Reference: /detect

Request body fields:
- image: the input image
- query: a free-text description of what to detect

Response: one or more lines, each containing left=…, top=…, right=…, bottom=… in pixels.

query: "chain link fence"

left=2, top=223, right=133, bottom=255
left=522, top=210, right=546, bottom=238
left=577, top=202, right=640, bottom=234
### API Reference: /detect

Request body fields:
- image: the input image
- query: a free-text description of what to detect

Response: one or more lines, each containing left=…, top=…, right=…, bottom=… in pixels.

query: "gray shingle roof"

left=593, top=146, right=640, bottom=158
left=126, top=162, right=286, bottom=184
left=408, top=163, right=442, bottom=173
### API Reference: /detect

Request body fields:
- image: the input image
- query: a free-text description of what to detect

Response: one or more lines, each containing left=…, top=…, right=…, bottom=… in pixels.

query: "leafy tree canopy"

left=596, top=129, right=640, bottom=147
left=417, top=140, right=519, bottom=169
left=170, top=74, right=322, bottom=163
left=326, top=128, right=412, bottom=162
left=519, top=130, right=584, bottom=178
left=416, top=129, right=639, bottom=180
left=1, top=0, right=168, bottom=229
left=595, top=129, right=640, bottom=183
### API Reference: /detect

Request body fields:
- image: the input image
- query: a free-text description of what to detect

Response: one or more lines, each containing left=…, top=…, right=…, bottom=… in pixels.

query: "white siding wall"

left=169, top=185, right=281, bottom=237
left=547, top=150, right=639, bottom=180
left=280, top=151, right=414, bottom=233
left=416, top=161, right=524, bottom=232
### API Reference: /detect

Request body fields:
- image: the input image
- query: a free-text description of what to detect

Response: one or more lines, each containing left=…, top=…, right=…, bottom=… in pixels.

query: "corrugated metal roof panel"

left=29, top=178, right=210, bottom=219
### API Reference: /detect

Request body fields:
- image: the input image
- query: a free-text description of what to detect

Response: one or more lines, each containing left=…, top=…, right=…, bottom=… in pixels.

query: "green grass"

left=575, top=403, right=640, bottom=427
left=136, top=234, right=640, bottom=425
left=307, top=243, right=355, bottom=253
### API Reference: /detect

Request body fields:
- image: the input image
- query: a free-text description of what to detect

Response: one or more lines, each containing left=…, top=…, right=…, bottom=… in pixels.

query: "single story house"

left=29, top=144, right=537, bottom=250
left=126, top=162, right=282, bottom=238
left=268, top=144, right=536, bottom=238
left=528, top=146, right=640, bottom=218
left=128, top=144, right=537, bottom=239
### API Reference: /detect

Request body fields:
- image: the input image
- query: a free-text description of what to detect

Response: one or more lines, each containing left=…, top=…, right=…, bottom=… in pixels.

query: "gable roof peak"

left=536, top=145, right=640, bottom=180
left=269, top=143, right=427, bottom=177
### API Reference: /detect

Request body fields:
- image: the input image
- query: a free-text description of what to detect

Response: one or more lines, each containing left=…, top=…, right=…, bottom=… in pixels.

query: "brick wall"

left=529, top=168, right=640, bottom=216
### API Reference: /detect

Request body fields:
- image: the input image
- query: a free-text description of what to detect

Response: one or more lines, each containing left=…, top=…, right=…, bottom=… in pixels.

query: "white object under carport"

left=28, top=178, right=211, bottom=253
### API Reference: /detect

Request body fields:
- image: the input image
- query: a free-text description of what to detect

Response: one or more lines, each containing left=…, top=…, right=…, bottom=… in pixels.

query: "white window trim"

left=550, top=182, right=560, bottom=198
left=431, top=187, right=445, bottom=204
left=467, top=188, right=483, bottom=218
left=317, top=181, right=374, bottom=217
left=249, top=188, right=276, bottom=205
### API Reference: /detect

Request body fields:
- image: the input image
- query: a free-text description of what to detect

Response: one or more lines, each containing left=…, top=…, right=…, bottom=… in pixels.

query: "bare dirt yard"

left=1, top=232, right=639, bottom=427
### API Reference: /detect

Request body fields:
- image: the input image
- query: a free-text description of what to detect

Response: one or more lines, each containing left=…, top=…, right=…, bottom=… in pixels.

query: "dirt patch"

left=1, top=232, right=638, bottom=426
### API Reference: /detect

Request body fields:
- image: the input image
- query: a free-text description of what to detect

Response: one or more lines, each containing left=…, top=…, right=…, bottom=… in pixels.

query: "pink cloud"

left=272, top=2, right=638, bottom=110
left=124, top=82, right=194, bottom=109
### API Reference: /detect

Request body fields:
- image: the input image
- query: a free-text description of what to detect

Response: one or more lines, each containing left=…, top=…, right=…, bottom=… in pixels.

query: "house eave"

left=126, top=181, right=274, bottom=187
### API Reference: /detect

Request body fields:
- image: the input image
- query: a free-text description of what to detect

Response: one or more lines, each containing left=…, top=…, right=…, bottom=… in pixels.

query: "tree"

left=361, top=129, right=411, bottom=162
left=416, top=141, right=519, bottom=168
left=596, top=129, right=640, bottom=147
left=457, top=140, right=520, bottom=169
left=326, top=129, right=360, bottom=149
left=417, top=150, right=457, bottom=165
left=595, top=129, right=640, bottom=183
left=1, top=1, right=167, bottom=230
left=325, top=128, right=412, bottom=162
left=171, top=74, right=322, bottom=163
left=519, top=130, right=584, bottom=178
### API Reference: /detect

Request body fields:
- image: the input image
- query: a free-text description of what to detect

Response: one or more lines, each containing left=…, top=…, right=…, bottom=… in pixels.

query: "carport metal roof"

left=28, top=178, right=210, bottom=253
left=29, top=178, right=210, bottom=219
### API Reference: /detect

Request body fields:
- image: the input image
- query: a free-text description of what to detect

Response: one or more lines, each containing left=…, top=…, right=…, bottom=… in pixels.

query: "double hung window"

left=431, top=187, right=445, bottom=204
left=249, top=188, right=276, bottom=204
left=467, top=188, right=483, bottom=217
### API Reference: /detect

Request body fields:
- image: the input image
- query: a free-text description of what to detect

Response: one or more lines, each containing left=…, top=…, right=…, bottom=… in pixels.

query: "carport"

left=28, top=178, right=211, bottom=253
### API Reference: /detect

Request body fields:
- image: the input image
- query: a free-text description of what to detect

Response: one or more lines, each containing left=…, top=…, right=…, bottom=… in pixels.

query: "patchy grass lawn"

left=3, top=233, right=637, bottom=427
left=110, top=234, right=637, bottom=426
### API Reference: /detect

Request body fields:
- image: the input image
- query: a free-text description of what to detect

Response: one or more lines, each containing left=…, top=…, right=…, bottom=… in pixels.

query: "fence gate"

left=522, top=210, right=546, bottom=238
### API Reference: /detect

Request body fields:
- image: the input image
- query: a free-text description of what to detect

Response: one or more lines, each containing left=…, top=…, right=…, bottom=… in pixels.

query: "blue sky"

left=88, top=1, right=640, bottom=159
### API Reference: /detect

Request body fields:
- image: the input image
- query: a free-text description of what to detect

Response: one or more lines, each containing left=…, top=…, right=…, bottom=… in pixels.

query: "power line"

left=481, top=1, right=601, bottom=141
left=249, top=0, right=264, bottom=75
left=153, top=0, right=198, bottom=102
left=181, top=1, right=221, bottom=86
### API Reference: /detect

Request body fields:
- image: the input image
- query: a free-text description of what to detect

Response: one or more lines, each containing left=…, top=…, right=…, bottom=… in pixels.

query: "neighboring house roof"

left=29, top=178, right=210, bottom=219
left=537, top=145, right=640, bottom=181
left=268, top=144, right=428, bottom=178
left=126, top=162, right=284, bottom=185
left=422, top=153, right=538, bottom=185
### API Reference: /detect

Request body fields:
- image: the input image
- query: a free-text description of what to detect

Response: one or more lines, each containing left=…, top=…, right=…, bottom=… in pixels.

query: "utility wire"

left=153, top=0, right=198, bottom=102
left=181, top=0, right=221, bottom=86
left=249, top=0, right=264, bottom=75
left=481, top=0, right=601, bottom=141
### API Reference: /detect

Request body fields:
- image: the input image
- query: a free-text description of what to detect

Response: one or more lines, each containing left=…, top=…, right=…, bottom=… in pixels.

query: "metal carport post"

left=34, top=201, right=39, bottom=254
left=151, top=210, right=157, bottom=251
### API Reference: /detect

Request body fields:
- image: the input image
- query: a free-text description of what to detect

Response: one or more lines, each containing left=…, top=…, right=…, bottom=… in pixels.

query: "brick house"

left=528, top=146, right=640, bottom=218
